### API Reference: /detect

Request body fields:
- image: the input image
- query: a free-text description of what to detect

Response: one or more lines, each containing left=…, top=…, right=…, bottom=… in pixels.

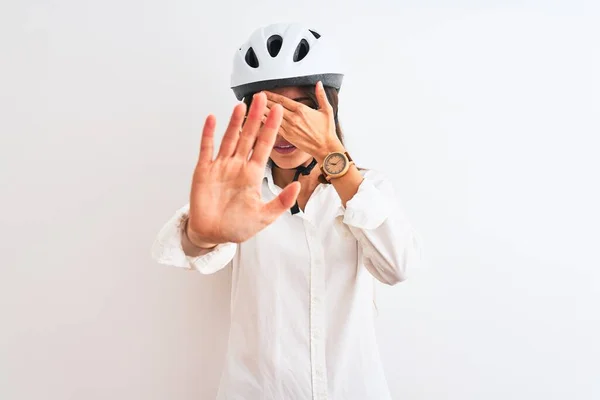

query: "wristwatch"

left=320, top=151, right=354, bottom=181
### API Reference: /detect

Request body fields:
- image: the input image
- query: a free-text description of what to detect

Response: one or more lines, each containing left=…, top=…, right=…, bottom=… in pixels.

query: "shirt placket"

left=304, top=218, right=328, bottom=400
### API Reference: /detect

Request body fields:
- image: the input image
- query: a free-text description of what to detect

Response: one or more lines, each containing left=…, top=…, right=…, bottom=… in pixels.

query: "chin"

left=269, top=150, right=313, bottom=169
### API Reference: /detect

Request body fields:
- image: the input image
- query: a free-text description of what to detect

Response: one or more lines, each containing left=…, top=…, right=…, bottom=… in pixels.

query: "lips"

left=273, top=138, right=297, bottom=154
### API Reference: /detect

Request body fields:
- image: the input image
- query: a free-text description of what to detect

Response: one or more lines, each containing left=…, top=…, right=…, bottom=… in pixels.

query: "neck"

left=272, top=159, right=321, bottom=193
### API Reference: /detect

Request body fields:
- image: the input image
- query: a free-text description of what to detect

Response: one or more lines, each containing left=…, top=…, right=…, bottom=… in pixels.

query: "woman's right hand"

left=186, top=93, right=301, bottom=248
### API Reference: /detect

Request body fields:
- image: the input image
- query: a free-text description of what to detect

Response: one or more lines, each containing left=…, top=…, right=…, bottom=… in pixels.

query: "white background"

left=1, top=1, right=598, bottom=399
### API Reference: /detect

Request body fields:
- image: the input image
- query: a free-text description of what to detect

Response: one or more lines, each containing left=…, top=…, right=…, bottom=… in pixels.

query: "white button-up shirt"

left=151, top=165, right=421, bottom=400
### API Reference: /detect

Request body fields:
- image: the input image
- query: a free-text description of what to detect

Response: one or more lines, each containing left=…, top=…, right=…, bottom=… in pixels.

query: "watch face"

left=325, top=153, right=347, bottom=175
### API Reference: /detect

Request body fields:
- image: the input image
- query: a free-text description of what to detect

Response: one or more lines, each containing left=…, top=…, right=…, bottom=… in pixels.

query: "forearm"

left=331, top=170, right=421, bottom=285
left=346, top=213, right=418, bottom=284
left=328, top=164, right=364, bottom=207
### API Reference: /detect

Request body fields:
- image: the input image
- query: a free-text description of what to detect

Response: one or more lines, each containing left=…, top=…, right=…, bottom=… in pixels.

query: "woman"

left=152, top=22, right=421, bottom=400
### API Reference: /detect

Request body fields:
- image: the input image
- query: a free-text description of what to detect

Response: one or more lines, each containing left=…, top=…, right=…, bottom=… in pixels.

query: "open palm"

left=186, top=93, right=301, bottom=247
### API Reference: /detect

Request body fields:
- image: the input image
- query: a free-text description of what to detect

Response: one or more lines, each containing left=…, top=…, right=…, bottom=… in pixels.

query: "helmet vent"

left=293, top=39, right=310, bottom=62
left=246, top=47, right=258, bottom=68
left=309, top=30, right=321, bottom=39
left=245, top=47, right=259, bottom=68
left=266, top=35, right=283, bottom=57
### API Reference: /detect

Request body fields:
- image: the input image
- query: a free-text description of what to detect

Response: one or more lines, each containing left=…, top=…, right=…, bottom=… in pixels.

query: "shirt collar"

left=263, top=162, right=280, bottom=195
left=263, top=161, right=328, bottom=198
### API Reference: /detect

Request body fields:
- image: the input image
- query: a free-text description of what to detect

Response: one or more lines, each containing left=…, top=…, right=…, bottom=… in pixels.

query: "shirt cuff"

left=338, top=173, right=392, bottom=230
left=150, top=204, right=236, bottom=274
left=186, top=241, right=237, bottom=274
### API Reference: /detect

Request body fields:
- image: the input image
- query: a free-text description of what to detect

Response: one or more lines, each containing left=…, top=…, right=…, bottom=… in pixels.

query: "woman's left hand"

left=264, top=81, right=345, bottom=163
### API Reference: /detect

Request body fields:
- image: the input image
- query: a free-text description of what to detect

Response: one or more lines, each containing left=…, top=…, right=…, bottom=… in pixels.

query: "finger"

left=264, top=105, right=294, bottom=141
left=250, top=103, right=283, bottom=166
left=198, top=114, right=216, bottom=165
left=264, top=91, right=301, bottom=112
left=262, top=181, right=301, bottom=223
left=267, top=100, right=294, bottom=123
left=218, top=102, right=246, bottom=158
left=275, top=122, right=301, bottom=153
left=279, top=119, right=292, bottom=139
left=315, top=81, right=332, bottom=113
left=235, top=93, right=267, bottom=159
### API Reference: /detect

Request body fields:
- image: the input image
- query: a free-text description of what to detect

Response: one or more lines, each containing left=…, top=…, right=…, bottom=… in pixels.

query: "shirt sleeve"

left=150, top=204, right=237, bottom=274
left=339, top=170, right=422, bottom=285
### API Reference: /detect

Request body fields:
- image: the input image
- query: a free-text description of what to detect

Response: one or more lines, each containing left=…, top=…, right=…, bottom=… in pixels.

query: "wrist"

left=183, top=217, right=218, bottom=250
left=316, top=137, right=345, bottom=164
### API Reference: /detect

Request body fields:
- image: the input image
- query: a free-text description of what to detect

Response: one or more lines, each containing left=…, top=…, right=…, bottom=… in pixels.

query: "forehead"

left=269, top=86, right=307, bottom=99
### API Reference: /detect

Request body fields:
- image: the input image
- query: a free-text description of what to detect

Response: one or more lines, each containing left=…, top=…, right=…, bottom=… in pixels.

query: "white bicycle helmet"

left=230, top=23, right=344, bottom=101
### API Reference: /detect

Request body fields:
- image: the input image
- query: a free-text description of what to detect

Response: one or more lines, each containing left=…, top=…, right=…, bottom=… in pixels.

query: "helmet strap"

left=270, top=158, right=318, bottom=215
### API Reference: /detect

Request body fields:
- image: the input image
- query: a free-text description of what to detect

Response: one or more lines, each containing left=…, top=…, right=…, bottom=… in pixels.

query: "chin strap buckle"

left=290, top=158, right=317, bottom=215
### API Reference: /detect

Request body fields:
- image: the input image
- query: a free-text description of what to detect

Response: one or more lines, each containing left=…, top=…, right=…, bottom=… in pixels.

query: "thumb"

left=262, top=181, right=301, bottom=222
left=315, top=81, right=331, bottom=112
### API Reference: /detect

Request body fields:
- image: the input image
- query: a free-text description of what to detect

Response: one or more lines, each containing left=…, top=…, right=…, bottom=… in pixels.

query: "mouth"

left=273, top=141, right=297, bottom=155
